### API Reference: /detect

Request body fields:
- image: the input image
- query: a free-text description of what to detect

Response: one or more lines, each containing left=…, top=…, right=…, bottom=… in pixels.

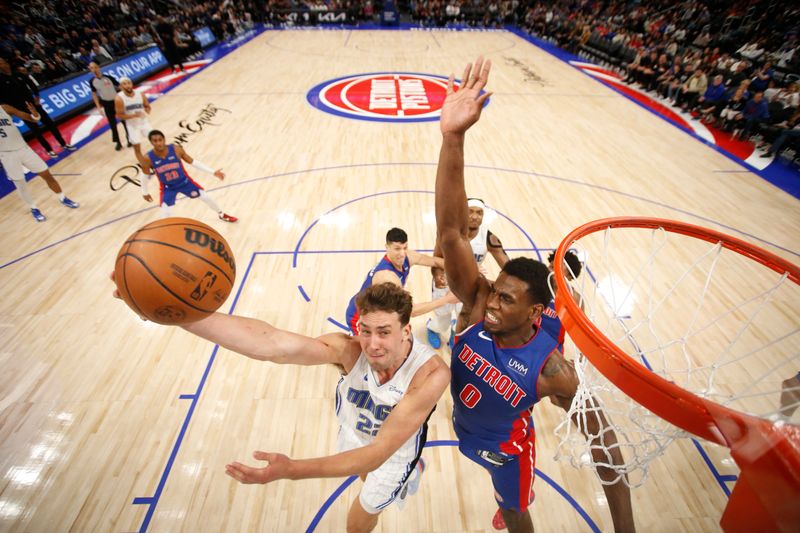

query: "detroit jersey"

left=345, top=256, right=411, bottom=333
left=148, top=145, right=192, bottom=188
left=538, top=301, right=565, bottom=351
left=0, top=107, right=27, bottom=151
left=335, top=338, right=434, bottom=453
left=451, top=321, right=558, bottom=454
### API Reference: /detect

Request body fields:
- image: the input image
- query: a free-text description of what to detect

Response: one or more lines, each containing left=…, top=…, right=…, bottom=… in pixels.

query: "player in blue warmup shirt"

left=434, top=56, right=635, bottom=533
left=140, top=130, right=237, bottom=222
left=345, top=227, right=457, bottom=335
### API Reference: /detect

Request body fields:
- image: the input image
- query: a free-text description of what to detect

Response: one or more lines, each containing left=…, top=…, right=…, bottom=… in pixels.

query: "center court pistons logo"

left=307, top=72, right=483, bottom=122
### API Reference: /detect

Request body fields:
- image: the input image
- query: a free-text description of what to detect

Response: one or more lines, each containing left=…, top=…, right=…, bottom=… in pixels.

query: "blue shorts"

left=160, top=179, right=202, bottom=206
left=459, top=439, right=536, bottom=512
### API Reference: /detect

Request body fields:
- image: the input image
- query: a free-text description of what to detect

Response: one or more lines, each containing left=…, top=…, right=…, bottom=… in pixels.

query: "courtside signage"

left=307, top=72, right=457, bottom=122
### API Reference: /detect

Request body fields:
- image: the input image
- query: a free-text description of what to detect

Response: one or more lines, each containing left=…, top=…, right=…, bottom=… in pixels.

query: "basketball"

left=114, top=217, right=236, bottom=325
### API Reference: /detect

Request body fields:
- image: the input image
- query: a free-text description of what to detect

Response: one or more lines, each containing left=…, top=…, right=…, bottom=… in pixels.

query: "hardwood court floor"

left=0, top=29, right=797, bottom=532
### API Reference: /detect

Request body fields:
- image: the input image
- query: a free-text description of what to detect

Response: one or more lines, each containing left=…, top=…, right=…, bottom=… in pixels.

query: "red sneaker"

left=492, top=508, right=506, bottom=530
left=219, top=213, right=238, bottom=223
left=491, top=488, right=534, bottom=530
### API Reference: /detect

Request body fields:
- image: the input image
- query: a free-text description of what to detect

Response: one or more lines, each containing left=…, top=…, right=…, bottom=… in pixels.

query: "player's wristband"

left=191, top=160, right=215, bottom=174
left=30, top=112, right=41, bottom=121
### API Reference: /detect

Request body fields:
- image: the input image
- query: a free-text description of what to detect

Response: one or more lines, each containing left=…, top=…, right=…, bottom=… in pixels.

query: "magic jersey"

left=345, top=256, right=411, bottom=333
left=335, top=338, right=434, bottom=452
left=451, top=321, right=558, bottom=454
left=147, top=145, right=191, bottom=188
left=117, top=89, right=146, bottom=126
left=0, top=107, right=26, bottom=151
left=470, top=223, right=490, bottom=265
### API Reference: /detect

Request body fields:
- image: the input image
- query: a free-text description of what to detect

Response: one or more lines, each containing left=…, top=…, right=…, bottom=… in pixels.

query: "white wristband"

left=191, top=160, right=214, bottom=173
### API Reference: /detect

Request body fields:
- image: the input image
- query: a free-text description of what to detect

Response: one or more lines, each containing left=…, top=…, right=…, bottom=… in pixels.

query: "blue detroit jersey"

left=148, top=145, right=191, bottom=189
left=538, top=300, right=565, bottom=351
left=345, top=255, right=410, bottom=332
left=451, top=321, right=558, bottom=454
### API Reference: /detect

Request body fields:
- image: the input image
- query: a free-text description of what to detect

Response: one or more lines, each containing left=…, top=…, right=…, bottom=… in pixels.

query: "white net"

left=552, top=223, right=800, bottom=488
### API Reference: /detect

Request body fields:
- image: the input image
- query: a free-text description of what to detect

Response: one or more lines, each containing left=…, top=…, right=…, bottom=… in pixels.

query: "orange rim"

left=553, top=216, right=800, bottom=444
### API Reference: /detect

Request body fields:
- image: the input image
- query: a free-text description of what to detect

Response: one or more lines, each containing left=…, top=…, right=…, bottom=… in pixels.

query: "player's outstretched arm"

left=407, top=250, right=444, bottom=269
left=435, top=56, right=492, bottom=308
left=539, top=352, right=636, bottom=533
left=175, top=145, right=225, bottom=179
left=225, top=357, right=450, bottom=483
left=182, top=314, right=347, bottom=366
left=2, top=103, right=39, bottom=122
left=487, top=231, right=510, bottom=268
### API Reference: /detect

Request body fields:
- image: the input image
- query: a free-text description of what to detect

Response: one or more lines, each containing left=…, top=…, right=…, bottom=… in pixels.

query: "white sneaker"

left=400, top=458, right=425, bottom=500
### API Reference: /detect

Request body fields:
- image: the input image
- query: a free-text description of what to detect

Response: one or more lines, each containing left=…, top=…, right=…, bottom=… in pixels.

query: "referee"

left=89, top=62, right=129, bottom=151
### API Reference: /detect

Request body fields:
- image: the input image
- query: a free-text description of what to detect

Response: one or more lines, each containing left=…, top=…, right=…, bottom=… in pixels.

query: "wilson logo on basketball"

left=306, top=72, right=464, bottom=122
left=184, top=228, right=236, bottom=272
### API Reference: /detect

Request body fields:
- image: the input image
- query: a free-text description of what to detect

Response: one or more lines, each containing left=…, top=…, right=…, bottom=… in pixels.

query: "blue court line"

left=178, top=394, right=195, bottom=400
left=291, top=189, right=540, bottom=270
left=3, top=162, right=796, bottom=272
left=691, top=438, right=733, bottom=497
left=298, top=284, right=311, bottom=302
left=504, top=26, right=800, bottom=199
left=327, top=317, right=349, bottom=331
left=133, top=251, right=259, bottom=533
left=305, top=439, right=600, bottom=532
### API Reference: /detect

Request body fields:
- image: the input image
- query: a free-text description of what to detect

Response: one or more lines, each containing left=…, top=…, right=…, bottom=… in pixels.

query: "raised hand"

left=440, top=56, right=492, bottom=136
left=225, top=451, right=292, bottom=485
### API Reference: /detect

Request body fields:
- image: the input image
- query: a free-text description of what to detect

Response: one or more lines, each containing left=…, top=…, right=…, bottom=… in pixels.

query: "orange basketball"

left=114, top=217, right=236, bottom=325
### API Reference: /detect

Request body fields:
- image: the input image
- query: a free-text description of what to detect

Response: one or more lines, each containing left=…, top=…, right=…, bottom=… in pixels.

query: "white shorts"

left=0, top=146, right=48, bottom=181
left=337, top=426, right=424, bottom=514
left=127, top=119, right=153, bottom=146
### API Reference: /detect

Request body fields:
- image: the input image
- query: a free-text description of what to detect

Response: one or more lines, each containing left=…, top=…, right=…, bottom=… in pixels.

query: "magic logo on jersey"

left=307, top=72, right=487, bottom=123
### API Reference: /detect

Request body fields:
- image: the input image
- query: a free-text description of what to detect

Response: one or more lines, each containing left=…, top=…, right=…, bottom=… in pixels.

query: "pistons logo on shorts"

left=307, top=72, right=475, bottom=122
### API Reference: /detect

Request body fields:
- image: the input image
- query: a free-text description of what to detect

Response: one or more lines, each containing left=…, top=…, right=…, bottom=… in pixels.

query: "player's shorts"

left=160, top=178, right=203, bottom=206
left=459, top=438, right=537, bottom=512
left=0, top=146, right=48, bottom=181
left=127, top=119, right=153, bottom=145
left=338, top=425, right=425, bottom=514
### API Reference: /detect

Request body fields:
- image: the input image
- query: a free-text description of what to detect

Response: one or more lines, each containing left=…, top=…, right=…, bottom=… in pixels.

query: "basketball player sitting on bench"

left=140, top=130, right=237, bottom=222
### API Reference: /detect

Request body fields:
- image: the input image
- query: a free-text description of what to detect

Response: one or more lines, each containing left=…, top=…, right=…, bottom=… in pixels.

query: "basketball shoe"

left=60, top=197, right=80, bottom=208
left=219, top=213, right=238, bottom=223
left=492, top=488, right=535, bottom=530
left=31, top=208, right=46, bottom=222
left=399, top=458, right=426, bottom=501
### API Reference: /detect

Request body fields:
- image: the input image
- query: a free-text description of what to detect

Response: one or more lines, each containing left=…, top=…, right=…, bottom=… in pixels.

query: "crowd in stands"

left=0, top=0, right=259, bottom=87
left=516, top=0, right=799, bottom=159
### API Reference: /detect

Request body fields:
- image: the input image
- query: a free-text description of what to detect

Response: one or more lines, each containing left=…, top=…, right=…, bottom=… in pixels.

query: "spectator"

left=737, top=91, right=770, bottom=139
left=90, top=39, right=113, bottom=64
left=697, top=74, right=729, bottom=122
left=676, top=67, right=708, bottom=110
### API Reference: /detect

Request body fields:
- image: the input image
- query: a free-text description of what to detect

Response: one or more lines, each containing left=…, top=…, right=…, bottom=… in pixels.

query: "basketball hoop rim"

left=553, top=216, right=800, bottom=445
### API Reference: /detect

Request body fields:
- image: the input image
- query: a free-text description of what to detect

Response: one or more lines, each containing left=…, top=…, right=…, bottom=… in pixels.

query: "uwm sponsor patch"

left=307, top=72, right=461, bottom=122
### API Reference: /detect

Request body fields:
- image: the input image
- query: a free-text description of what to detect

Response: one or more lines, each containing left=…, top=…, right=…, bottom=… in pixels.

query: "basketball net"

left=549, top=217, right=800, bottom=532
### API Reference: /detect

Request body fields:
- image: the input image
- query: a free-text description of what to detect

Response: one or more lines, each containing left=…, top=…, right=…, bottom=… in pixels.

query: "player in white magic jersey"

left=115, top=281, right=450, bottom=532
left=114, top=77, right=152, bottom=165
left=426, top=197, right=509, bottom=349
left=0, top=103, right=79, bottom=222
